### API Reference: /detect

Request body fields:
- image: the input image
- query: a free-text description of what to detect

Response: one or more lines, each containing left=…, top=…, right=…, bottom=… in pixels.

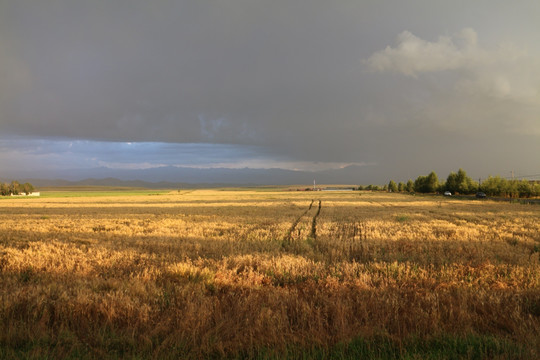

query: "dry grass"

left=1, top=190, right=539, bottom=358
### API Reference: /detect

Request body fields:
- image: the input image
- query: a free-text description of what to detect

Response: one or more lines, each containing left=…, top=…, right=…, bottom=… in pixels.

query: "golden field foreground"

left=1, top=189, right=539, bottom=359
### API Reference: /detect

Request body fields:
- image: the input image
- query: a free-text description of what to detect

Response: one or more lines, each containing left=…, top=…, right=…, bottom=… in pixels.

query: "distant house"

left=10, top=192, right=40, bottom=197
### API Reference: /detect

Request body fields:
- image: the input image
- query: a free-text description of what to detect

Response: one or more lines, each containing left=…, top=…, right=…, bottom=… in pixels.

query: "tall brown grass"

left=1, top=190, right=539, bottom=358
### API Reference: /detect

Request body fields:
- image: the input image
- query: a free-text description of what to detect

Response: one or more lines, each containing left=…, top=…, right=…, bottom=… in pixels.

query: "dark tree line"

left=0, top=181, right=35, bottom=196
left=359, top=168, right=540, bottom=198
left=478, top=176, right=540, bottom=198
left=392, top=169, right=540, bottom=198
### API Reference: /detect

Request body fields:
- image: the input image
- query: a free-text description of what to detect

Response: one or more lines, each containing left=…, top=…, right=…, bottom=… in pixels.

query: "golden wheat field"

left=1, top=189, right=539, bottom=358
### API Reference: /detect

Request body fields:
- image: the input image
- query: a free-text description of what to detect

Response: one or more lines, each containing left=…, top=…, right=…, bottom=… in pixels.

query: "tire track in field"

left=368, top=200, right=388, bottom=207
left=284, top=200, right=314, bottom=243
left=309, top=200, right=322, bottom=239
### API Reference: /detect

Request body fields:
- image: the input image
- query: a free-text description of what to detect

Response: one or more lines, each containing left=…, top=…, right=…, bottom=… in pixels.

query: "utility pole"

left=511, top=170, right=515, bottom=180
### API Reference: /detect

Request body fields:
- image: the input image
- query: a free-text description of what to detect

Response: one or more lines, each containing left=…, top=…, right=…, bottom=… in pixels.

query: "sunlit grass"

left=0, top=190, right=539, bottom=358
left=40, top=189, right=172, bottom=198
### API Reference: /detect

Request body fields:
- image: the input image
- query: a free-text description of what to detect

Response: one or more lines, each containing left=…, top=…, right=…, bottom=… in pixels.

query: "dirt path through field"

left=284, top=199, right=315, bottom=243
left=309, top=200, right=322, bottom=239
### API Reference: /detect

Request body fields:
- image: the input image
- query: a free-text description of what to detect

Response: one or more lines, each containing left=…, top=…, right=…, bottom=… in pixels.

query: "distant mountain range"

left=2, top=165, right=369, bottom=188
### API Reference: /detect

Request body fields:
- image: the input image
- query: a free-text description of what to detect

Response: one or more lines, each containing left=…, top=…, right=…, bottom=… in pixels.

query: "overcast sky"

left=1, top=0, right=539, bottom=183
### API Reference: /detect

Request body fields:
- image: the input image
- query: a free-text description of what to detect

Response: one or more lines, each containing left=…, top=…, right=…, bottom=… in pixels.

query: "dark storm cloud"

left=1, top=1, right=540, bottom=181
left=1, top=1, right=367, bottom=145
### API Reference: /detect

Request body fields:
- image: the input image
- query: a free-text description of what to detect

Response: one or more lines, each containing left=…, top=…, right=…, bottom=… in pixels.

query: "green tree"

left=445, top=171, right=459, bottom=194
left=414, top=175, right=426, bottom=193
left=21, top=182, right=34, bottom=195
left=426, top=171, right=439, bottom=193
left=445, top=169, right=477, bottom=194
left=456, top=169, right=477, bottom=194
left=0, top=180, right=34, bottom=196
left=398, top=182, right=405, bottom=192
left=414, top=171, right=439, bottom=193
left=480, top=176, right=509, bottom=197
left=9, top=181, right=20, bottom=195
left=437, top=182, right=446, bottom=193
left=533, top=183, right=540, bottom=197
left=406, top=179, right=414, bottom=193
left=516, top=180, right=533, bottom=198
left=388, top=180, right=398, bottom=193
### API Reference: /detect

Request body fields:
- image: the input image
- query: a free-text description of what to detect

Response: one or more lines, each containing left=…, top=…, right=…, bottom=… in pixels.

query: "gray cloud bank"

left=1, top=1, right=539, bottom=182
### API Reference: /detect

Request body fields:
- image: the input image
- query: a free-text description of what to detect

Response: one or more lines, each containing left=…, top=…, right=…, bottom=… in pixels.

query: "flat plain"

left=1, top=189, right=539, bottom=359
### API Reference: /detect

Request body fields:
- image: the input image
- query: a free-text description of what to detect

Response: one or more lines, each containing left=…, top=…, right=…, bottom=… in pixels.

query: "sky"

left=1, top=0, right=539, bottom=183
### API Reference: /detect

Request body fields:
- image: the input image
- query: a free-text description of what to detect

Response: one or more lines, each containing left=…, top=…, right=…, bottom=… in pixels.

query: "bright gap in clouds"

left=0, top=137, right=368, bottom=175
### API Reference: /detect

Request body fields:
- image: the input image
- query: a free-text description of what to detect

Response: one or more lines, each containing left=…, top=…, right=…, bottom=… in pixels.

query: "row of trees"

left=383, top=169, right=540, bottom=198
left=477, top=176, right=540, bottom=198
left=358, top=182, right=415, bottom=192
left=0, top=181, right=35, bottom=196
